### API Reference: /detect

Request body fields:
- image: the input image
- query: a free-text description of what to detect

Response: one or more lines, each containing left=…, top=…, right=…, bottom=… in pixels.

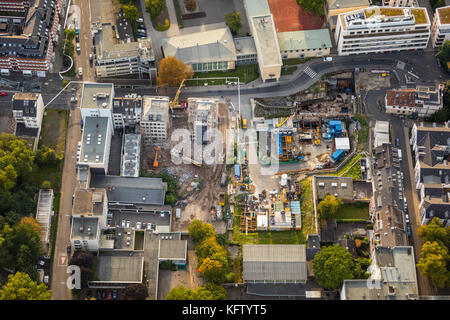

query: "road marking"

left=58, top=254, right=67, bottom=266
left=304, top=67, right=317, bottom=78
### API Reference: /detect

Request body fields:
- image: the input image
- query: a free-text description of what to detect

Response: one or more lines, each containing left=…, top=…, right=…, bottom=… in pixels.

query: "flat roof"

left=327, top=0, right=370, bottom=10
left=277, top=29, right=332, bottom=51
left=72, top=188, right=106, bottom=217
left=142, top=96, right=170, bottom=122
left=90, top=175, right=167, bottom=205
left=95, top=255, right=144, bottom=283
left=36, top=189, right=53, bottom=245
left=158, top=240, right=187, bottom=261
left=80, top=82, right=114, bottom=110
left=437, top=6, right=450, bottom=24
left=234, top=37, right=257, bottom=56
left=244, top=0, right=271, bottom=17
left=251, top=15, right=282, bottom=68
left=71, top=217, right=99, bottom=240
left=80, top=117, right=109, bottom=165
left=121, top=134, right=140, bottom=178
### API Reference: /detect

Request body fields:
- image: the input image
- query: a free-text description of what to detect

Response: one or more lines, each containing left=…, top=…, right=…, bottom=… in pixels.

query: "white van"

left=323, top=57, right=333, bottom=62
left=78, top=67, right=83, bottom=76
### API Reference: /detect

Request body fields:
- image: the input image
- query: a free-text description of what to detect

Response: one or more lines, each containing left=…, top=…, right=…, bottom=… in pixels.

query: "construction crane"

left=315, top=126, right=321, bottom=145
left=153, top=147, right=160, bottom=168
left=169, top=78, right=186, bottom=112
left=276, top=114, right=293, bottom=128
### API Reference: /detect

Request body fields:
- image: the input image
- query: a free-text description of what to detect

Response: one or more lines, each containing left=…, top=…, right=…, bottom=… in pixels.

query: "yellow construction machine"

left=169, top=78, right=186, bottom=112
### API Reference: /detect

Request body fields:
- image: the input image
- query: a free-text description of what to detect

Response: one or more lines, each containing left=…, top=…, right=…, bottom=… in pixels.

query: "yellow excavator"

left=153, top=147, right=160, bottom=168
left=169, top=78, right=186, bottom=112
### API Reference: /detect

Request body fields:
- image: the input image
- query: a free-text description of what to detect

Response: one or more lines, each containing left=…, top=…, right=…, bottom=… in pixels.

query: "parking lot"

left=110, top=208, right=171, bottom=231
left=116, top=10, right=147, bottom=41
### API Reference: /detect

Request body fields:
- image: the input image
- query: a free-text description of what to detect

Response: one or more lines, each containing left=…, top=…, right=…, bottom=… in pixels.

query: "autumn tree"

left=195, top=236, right=224, bottom=262
left=317, top=194, right=344, bottom=219
left=35, top=146, right=60, bottom=166
left=0, top=272, right=51, bottom=300
left=188, top=219, right=215, bottom=243
left=122, top=283, right=149, bottom=300
left=296, top=0, right=326, bottom=16
left=417, top=241, right=450, bottom=288
left=146, top=0, right=166, bottom=19
left=225, top=11, right=242, bottom=35
left=417, top=217, right=450, bottom=248
left=123, top=4, right=139, bottom=21
left=312, top=244, right=354, bottom=290
left=198, top=257, right=227, bottom=284
left=165, top=285, right=195, bottom=300
left=157, top=56, right=193, bottom=87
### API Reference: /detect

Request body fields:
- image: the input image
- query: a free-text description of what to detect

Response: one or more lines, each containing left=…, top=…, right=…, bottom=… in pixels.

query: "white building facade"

left=431, top=6, right=450, bottom=48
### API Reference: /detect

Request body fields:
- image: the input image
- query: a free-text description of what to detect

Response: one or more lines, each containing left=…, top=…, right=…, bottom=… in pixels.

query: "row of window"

left=192, top=61, right=229, bottom=72
left=348, top=26, right=427, bottom=35
left=282, top=47, right=324, bottom=54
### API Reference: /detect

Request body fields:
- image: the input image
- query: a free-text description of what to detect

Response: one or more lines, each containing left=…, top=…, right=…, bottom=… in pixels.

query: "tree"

left=312, top=244, right=354, bottom=290
left=194, top=283, right=227, bottom=300
left=188, top=220, right=215, bottom=243
left=437, top=40, right=450, bottom=71
left=122, top=283, right=149, bottom=300
left=225, top=11, right=242, bottom=35
left=166, top=285, right=195, bottom=300
left=64, top=28, right=75, bottom=41
left=16, top=245, right=38, bottom=281
left=19, top=217, right=41, bottom=234
left=296, top=0, right=326, bottom=16
left=417, top=253, right=449, bottom=288
left=146, top=0, right=166, bottom=19
left=35, top=147, right=60, bottom=166
left=195, top=236, right=225, bottom=262
left=41, top=180, right=51, bottom=189
left=123, top=4, right=139, bottom=22
left=0, top=272, right=50, bottom=300
left=417, top=217, right=450, bottom=248
left=198, top=257, right=227, bottom=284
left=317, top=195, right=343, bottom=219
left=184, top=0, right=197, bottom=11
left=352, top=257, right=371, bottom=279
left=157, top=56, right=193, bottom=87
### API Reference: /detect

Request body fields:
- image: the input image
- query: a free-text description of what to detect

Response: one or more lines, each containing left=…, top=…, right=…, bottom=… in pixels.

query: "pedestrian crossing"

left=304, top=67, right=317, bottom=78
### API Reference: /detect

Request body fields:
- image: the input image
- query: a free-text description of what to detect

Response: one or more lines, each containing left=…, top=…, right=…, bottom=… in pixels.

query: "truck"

left=241, top=118, right=247, bottom=129
left=331, top=149, right=344, bottom=162
left=398, top=149, right=402, bottom=161
left=234, top=164, right=240, bottom=178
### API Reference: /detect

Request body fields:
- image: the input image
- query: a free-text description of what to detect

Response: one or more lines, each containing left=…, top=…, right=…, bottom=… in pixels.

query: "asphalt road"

left=73, top=0, right=94, bottom=82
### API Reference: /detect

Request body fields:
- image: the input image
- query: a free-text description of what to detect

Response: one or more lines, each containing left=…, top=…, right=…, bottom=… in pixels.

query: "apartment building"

left=0, top=0, right=63, bottom=75
left=12, top=92, right=44, bottom=137
left=112, top=95, right=142, bottom=129
left=91, top=0, right=155, bottom=78
left=431, top=6, right=450, bottom=47
left=385, top=85, right=443, bottom=117
left=140, top=96, right=170, bottom=144
left=410, top=122, right=450, bottom=226
left=80, top=82, right=114, bottom=127
left=335, top=6, right=430, bottom=55
left=382, top=0, right=415, bottom=7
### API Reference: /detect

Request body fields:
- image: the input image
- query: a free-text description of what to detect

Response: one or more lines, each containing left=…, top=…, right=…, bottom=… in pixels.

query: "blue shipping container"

left=234, top=164, right=240, bottom=178
left=332, top=149, right=344, bottom=161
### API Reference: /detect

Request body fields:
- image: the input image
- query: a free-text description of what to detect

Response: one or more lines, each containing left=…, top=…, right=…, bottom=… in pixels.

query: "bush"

left=62, top=80, right=69, bottom=87
left=156, top=19, right=170, bottom=31
left=41, top=180, right=52, bottom=189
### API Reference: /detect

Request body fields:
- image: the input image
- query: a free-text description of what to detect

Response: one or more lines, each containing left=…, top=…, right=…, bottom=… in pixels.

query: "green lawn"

left=281, top=66, right=297, bottom=76
left=336, top=153, right=363, bottom=177
left=40, top=109, right=69, bottom=156
left=282, top=57, right=314, bottom=66
left=134, top=231, right=144, bottom=250
left=300, top=177, right=316, bottom=235
left=335, top=202, right=369, bottom=220
left=188, top=64, right=259, bottom=86
left=353, top=114, right=369, bottom=152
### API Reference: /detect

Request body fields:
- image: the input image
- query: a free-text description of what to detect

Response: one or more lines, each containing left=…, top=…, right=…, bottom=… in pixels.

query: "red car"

left=0, top=92, right=7, bottom=96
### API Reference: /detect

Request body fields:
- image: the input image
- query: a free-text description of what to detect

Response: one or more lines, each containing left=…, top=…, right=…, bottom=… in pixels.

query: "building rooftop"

left=94, top=255, right=144, bottom=283
left=315, top=176, right=354, bottom=200
left=121, top=134, right=140, bottom=178
left=437, top=6, right=450, bottom=25
left=158, top=239, right=187, bottom=261
left=12, top=92, right=40, bottom=116
left=251, top=15, right=282, bottom=69
left=162, top=27, right=237, bottom=64
left=80, top=117, right=109, bottom=165
left=90, top=175, right=167, bottom=205
left=142, top=96, right=170, bottom=122
left=234, top=36, right=257, bottom=56
left=113, top=96, right=142, bottom=116
left=72, top=188, right=106, bottom=217
left=277, top=29, right=332, bottom=51
left=386, top=88, right=415, bottom=107
left=36, top=189, right=53, bottom=246
left=71, top=217, right=99, bottom=241
left=243, top=244, right=307, bottom=282
left=327, top=0, right=370, bottom=10
left=244, top=0, right=271, bottom=17
left=80, top=82, right=114, bottom=110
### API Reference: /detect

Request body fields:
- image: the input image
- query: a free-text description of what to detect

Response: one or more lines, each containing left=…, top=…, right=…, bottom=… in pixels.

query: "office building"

left=141, top=96, right=170, bottom=144
left=431, top=6, right=450, bottom=47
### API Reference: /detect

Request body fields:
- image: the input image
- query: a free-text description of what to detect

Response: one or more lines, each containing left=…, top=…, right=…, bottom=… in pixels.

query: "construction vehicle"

left=315, top=126, right=321, bottom=145
left=153, top=147, right=160, bottom=168
left=169, top=78, right=186, bottom=112
left=241, top=118, right=247, bottom=129
left=282, top=188, right=287, bottom=203
left=218, top=193, right=225, bottom=206
left=276, top=114, right=293, bottom=128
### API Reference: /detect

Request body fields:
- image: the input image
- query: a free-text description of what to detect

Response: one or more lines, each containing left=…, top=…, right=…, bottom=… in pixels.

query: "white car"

left=405, top=214, right=410, bottom=224
left=126, top=221, right=130, bottom=228
left=136, top=18, right=144, bottom=23
left=78, top=67, right=83, bottom=76
left=77, top=141, right=81, bottom=152
left=76, top=43, right=80, bottom=53
left=121, top=220, right=126, bottom=228
left=323, top=57, right=332, bottom=62
left=136, top=222, right=141, bottom=229
left=147, top=223, right=152, bottom=230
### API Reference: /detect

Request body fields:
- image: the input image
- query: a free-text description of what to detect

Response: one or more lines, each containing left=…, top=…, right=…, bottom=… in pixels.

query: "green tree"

left=146, top=0, right=166, bottom=19
left=41, top=180, right=51, bottom=189
left=417, top=217, right=450, bottom=248
left=17, top=245, right=39, bottom=281
left=437, top=40, right=450, bottom=71
left=225, top=11, right=241, bottom=35
left=166, top=285, right=195, bottom=300
left=317, top=194, right=344, bottom=219
left=157, top=56, right=194, bottom=87
left=35, top=147, right=60, bottom=166
left=296, top=0, right=326, bottom=16
left=188, top=220, right=215, bottom=243
left=417, top=253, right=449, bottom=288
left=64, top=28, right=75, bottom=41
left=312, top=244, right=354, bottom=290
left=353, top=257, right=371, bottom=279
left=0, top=272, right=50, bottom=300
left=198, top=257, right=226, bottom=283
left=123, top=4, right=140, bottom=21
left=194, top=283, right=227, bottom=300
left=195, top=236, right=225, bottom=262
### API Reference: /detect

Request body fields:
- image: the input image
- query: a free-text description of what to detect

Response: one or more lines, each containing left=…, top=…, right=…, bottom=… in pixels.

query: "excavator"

left=169, top=78, right=186, bottom=112
left=153, top=147, right=160, bottom=168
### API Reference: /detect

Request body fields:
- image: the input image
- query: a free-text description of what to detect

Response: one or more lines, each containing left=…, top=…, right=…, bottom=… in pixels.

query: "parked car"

left=67, top=244, right=71, bottom=255
left=136, top=221, right=141, bottom=229
left=407, top=225, right=412, bottom=237
left=395, top=138, right=400, bottom=147
left=112, top=289, right=118, bottom=300
left=136, top=18, right=144, bottom=23
left=142, top=222, right=147, bottom=229
left=0, top=92, right=7, bottom=96
left=126, top=221, right=130, bottom=228
left=147, top=223, right=152, bottom=230
left=107, top=290, right=112, bottom=300
left=405, top=214, right=410, bottom=224
left=76, top=35, right=79, bottom=43
left=76, top=43, right=80, bottom=53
